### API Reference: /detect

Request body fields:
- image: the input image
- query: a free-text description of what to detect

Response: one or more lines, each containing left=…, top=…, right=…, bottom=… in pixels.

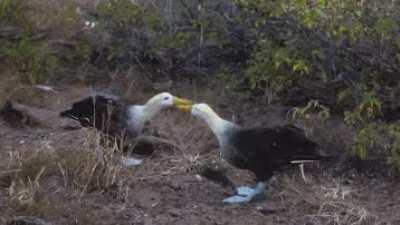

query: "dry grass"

left=7, top=168, right=50, bottom=216
left=57, top=131, right=125, bottom=196
left=0, top=75, right=23, bottom=109
left=0, top=128, right=130, bottom=218
left=276, top=175, right=383, bottom=225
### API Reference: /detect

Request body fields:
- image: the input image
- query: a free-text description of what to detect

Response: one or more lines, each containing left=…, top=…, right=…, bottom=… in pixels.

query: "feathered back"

left=231, top=125, right=321, bottom=165
left=60, top=95, right=128, bottom=137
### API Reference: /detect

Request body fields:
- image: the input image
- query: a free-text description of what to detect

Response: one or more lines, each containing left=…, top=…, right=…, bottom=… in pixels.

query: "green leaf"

left=292, top=60, right=309, bottom=74
left=374, top=17, right=398, bottom=36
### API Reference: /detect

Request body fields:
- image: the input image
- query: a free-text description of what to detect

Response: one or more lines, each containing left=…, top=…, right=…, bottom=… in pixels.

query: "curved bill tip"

left=175, top=104, right=192, bottom=113
left=173, top=97, right=193, bottom=107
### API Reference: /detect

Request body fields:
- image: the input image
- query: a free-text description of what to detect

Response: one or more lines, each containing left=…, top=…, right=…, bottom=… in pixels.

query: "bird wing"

left=60, top=94, right=127, bottom=136
left=274, top=125, right=319, bottom=158
left=232, top=125, right=321, bottom=165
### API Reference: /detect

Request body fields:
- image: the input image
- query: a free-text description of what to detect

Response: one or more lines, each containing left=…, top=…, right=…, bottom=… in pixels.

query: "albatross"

left=60, top=92, right=192, bottom=165
left=61, top=92, right=191, bottom=137
left=177, top=103, right=330, bottom=204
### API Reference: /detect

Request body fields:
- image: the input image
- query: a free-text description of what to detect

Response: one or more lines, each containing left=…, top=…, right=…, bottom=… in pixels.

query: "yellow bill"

left=173, top=97, right=193, bottom=112
left=173, top=97, right=193, bottom=107
left=175, top=104, right=192, bottom=113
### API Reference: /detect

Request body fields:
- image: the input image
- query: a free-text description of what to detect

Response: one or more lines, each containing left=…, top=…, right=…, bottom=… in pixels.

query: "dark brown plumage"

left=227, top=125, right=328, bottom=181
left=60, top=93, right=193, bottom=158
left=60, top=94, right=129, bottom=138
left=190, top=103, right=331, bottom=203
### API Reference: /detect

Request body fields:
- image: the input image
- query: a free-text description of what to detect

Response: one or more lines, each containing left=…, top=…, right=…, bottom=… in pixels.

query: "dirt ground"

left=0, top=86, right=399, bottom=225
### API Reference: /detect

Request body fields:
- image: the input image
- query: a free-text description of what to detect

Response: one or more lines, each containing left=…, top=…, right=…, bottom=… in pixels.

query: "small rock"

left=168, top=209, right=181, bottom=218
left=8, top=216, right=52, bottom=225
left=195, top=174, right=203, bottom=182
left=256, top=203, right=285, bottom=215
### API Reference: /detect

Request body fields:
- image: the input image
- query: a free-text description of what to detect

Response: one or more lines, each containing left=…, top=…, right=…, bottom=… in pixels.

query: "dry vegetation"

left=0, top=0, right=399, bottom=224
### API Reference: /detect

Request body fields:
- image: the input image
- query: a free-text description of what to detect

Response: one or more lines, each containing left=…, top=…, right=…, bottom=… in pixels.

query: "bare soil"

left=0, top=85, right=399, bottom=225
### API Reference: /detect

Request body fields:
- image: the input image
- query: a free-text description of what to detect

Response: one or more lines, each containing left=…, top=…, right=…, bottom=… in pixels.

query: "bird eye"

left=164, top=96, right=170, bottom=100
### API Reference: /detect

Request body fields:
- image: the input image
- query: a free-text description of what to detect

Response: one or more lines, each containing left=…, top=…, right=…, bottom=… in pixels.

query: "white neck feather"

left=142, top=97, right=164, bottom=122
left=127, top=98, right=163, bottom=135
left=199, top=110, right=238, bottom=146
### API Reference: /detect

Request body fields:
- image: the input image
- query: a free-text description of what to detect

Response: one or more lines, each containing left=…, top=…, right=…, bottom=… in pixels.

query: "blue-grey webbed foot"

left=223, top=182, right=267, bottom=204
left=223, top=195, right=251, bottom=204
left=236, top=186, right=255, bottom=196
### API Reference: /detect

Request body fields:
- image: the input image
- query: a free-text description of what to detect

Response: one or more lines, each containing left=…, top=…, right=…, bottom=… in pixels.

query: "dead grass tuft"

left=7, top=167, right=50, bottom=216
left=308, top=201, right=371, bottom=225
left=57, top=129, right=127, bottom=196
left=1, top=146, right=57, bottom=188
left=278, top=175, right=380, bottom=225
left=1, top=128, right=129, bottom=217
left=0, top=75, right=22, bottom=109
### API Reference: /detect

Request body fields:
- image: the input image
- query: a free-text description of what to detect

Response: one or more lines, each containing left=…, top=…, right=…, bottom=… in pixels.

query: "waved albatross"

left=60, top=92, right=192, bottom=165
left=178, top=103, right=331, bottom=204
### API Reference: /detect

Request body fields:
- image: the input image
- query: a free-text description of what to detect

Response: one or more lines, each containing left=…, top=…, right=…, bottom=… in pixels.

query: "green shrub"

left=95, top=0, right=144, bottom=29
left=233, top=0, right=400, bottom=173
left=344, top=93, right=400, bottom=171
left=387, top=124, right=400, bottom=170
left=244, top=40, right=312, bottom=101
left=0, top=0, right=25, bottom=26
left=1, top=35, right=57, bottom=84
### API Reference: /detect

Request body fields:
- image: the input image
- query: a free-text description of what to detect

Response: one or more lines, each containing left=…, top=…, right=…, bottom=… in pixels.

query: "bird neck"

left=127, top=105, right=146, bottom=135
left=201, top=111, right=238, bottom=146
left=127, top=100, right=163, bottom=135
left=142, top=97, right=164, bottom=122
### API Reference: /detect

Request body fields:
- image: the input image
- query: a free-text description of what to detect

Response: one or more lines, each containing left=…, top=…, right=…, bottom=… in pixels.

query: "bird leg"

left=291, top=160, right=314, bottom=182
left=299, top=163, right=307, bottom=182
left=223, top=182, right=267, bottom=204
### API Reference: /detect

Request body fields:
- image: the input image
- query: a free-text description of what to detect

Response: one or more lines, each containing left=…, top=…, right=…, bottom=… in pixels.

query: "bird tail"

left=59, top=109, right=71, bottom=117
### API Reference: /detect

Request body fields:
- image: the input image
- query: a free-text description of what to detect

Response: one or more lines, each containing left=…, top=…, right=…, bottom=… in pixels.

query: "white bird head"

left=146, top=92, right=193, bottom=109
left=127, top=92, right=193, bottom=134
left=191, top=103, right=217, bottom=119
